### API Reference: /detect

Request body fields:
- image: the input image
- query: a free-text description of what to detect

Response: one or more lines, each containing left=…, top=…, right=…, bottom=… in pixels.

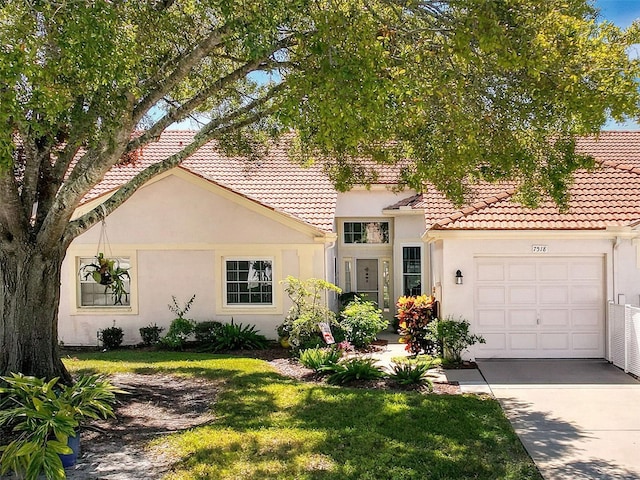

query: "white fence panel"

left=608, top=302, right=640, bottom=377
left=609, top=302, right=626, bottom=369
left=626, top=306, right=640, bottom=377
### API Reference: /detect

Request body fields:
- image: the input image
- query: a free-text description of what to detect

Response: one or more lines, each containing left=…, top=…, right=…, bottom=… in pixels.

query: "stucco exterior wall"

left=59, top=172, right=328, bottom=346
left=335, top=188, right=417, bottom=217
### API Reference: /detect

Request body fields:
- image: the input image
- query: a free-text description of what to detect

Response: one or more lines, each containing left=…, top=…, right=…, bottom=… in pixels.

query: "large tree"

left=1, top=0, right=638, bottom=381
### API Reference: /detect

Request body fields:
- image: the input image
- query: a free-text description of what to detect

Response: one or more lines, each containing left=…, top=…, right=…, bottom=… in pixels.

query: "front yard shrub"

left=428, top=316, right=486, bottom=364
left=397, top=295, right=437, bottom=355
left=277, top=277, right=342, bottom=350
left=339, top=296, right=388, bottom=348
left=298, top=346, right=342, bottom=373
left=99, top=326, right=124, bottom=350
left=161, top=295, right=197, bottom=350
left=161, top=318, right=196, bottom=350
left=194, top=321, right=223, bottom=346
left=211, top=321, right=268, bottom=352
left=327, top=357, right=386, bottom=385
left=139, top=324, right=164, bottom=346
left=389, top=359, right=434, bottom=389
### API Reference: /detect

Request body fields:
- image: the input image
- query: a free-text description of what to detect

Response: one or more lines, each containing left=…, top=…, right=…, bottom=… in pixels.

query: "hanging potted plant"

left=80, top=253, right=130, bottom=305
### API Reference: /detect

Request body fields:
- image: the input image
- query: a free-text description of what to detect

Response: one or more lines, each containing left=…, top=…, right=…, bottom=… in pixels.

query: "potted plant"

left=80, top=253, right=130, bottom=305
left=0, top=373, right=123, bottom=480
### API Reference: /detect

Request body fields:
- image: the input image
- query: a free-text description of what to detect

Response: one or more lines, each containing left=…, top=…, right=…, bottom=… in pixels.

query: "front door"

left=356, top=259, right=379, bottom=305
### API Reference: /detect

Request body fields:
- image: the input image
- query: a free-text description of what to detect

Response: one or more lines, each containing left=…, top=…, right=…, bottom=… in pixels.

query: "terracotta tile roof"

left=87, top=130, right=640, bottom=233
left=427, top=148, right=640, bottom=231
left=84, top=131, right=337, bottom=232
left=384, top=132, right=640, bottom=230
left=576, top=131, right=640, bottom=167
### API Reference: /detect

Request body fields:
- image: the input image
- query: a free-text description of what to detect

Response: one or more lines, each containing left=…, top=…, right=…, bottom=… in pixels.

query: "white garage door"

left=474, top=256, right=605, bottom=358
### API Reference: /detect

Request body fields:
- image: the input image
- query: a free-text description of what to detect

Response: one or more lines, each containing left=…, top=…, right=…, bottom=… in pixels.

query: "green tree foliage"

left=0, top=0, right=638, bottom=379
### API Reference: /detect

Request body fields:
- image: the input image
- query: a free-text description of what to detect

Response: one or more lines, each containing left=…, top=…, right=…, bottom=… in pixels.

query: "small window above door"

left=343, top=222, right=389, bottom=244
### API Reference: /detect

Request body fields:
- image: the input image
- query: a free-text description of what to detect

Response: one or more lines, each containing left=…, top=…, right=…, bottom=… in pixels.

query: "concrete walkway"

left=478, top=359, right=640, bottom=480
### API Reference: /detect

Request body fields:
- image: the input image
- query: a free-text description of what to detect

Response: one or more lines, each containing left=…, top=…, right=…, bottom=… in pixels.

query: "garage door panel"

left=571, top=262, right=602, bottom=281
left=540, top=309, right=569, bottom=327
left=508, top=263, right=536, bottom=281
left=474, top=256, right=604, bottom=358
left=539, top=285, right=569, bottom=304
left=477, top=286, right=505, bottom=305
left=476, top=310, right=505, bottom=327
left=540, top=333, right=569, bottom=350
left=509, top=286, right=537, bottom=304
left=480, top=333, right=506, bottom=350
left=538, top=263, right=569, bottom=281
left=476, top=263, right=505, bottom=281
left=509, top=333, right=538, bottom=350
left=572, top=309, right=600, bottom=327
left=571, top=285, right=602, bottom=304
left=508, top=309, right=537, bottom=327
left=572, top=333, right=601, bottom=351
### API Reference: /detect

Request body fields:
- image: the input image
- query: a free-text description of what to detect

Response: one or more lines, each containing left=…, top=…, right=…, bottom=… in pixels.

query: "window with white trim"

left=402, top=247, right=421, bottom=296
left=78, top=256, right=131, bottom=307
left=343, top=222, right=389, bottom=244
left=225, top=259, right=273, bottom=305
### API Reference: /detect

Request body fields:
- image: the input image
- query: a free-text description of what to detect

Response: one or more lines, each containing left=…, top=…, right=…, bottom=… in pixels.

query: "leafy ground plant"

left=139, top=323, right=164, bottom=346
left=389, top=359, right=434, bottom=390
left=327, top=357, right=386, bottom=385
left=0, top=374, right=122, bottom=480
left=194, top=321, right=223, bottom=346
left=211, top=321, right=268, bottom=352
left=99, top=326, right=124, bottom=350
left=298, top=346, right=342, bottom=373
left=161, top=318, right=196, bottom=350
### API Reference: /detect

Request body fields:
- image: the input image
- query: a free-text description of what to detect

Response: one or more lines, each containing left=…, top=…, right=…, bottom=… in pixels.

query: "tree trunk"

left=0, top=243, right=72, bottom=383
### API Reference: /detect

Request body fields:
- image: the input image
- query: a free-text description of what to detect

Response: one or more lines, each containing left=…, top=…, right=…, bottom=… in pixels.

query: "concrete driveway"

left=477, top=359, right=640, bottom=480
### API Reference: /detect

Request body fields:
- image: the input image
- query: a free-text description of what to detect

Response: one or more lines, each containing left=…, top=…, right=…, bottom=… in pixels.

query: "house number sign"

left=531, top=245, right=549, bottom=253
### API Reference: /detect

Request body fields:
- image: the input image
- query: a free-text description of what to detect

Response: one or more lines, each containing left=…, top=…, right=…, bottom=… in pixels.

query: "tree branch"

left=127, top=53, right=273, bottom=152
left=35, top=123, right=134, bottom=250
left=0, top=171, right=28, bottom=242
left=131, top=26, right=232, bottom=125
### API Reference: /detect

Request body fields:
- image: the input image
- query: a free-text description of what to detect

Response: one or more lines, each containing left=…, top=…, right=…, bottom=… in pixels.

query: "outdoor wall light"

left=455, top=270, right=463, bottom=285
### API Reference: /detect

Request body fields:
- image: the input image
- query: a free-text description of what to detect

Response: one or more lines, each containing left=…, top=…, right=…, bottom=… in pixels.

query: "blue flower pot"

left=59, top=432, right=81, bottom=468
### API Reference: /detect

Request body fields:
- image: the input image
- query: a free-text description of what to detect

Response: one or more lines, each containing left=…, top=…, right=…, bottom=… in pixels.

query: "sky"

left=595, top=0, right=640, bottom=129
left=596, top=0, right=640, bottom=28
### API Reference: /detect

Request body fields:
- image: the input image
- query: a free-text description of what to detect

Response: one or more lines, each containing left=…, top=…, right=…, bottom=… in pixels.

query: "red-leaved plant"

left=396, top=295, right=437, bottom=355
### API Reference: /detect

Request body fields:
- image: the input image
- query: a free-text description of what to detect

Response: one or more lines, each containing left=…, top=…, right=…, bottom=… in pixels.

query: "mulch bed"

left=227, top=344, right=462, bottom=395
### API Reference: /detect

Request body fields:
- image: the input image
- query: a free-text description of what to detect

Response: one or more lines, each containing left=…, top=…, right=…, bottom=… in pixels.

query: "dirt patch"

left=64, top=373, right=220, bottom=480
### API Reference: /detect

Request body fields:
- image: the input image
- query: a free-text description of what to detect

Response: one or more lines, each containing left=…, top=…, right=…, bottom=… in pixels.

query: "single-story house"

left=59, top=131, right=640, bottom=360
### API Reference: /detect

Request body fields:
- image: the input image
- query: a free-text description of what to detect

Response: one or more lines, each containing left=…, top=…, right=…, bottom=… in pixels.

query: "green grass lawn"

left=65, top=352, right=541, bottom=480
